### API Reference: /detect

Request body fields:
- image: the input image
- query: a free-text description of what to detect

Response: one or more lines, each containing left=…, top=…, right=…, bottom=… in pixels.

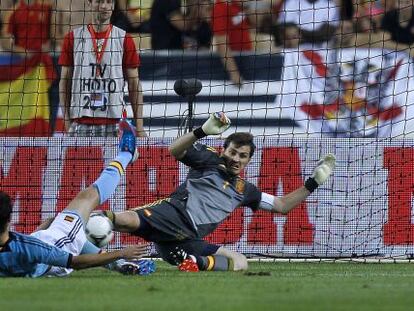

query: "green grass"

left=1, top=262, right=413, bottom=311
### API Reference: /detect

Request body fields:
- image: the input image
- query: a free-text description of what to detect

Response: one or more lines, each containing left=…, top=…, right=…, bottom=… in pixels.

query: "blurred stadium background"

left=1, top=0, right=414, bottom=262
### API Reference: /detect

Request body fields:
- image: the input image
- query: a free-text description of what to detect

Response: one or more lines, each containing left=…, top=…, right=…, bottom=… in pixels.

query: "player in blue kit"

left=102, top=112, right=336, bottom=272
left=0, top=119, right=153, bottom=277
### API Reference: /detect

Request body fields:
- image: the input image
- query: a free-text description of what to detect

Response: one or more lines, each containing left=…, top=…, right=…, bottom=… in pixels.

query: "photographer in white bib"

left=59, top=0, right=146, bottom=137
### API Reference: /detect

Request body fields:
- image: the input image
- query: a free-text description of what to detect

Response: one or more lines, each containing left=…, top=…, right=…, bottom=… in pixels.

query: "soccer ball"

left=85, top=213, right=114, bottom=248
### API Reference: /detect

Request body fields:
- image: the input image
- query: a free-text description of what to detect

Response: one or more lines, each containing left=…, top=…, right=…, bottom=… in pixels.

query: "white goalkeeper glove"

left=305, top=154, right=336, bottom=192
left=193, top=112, right=231, bottom=138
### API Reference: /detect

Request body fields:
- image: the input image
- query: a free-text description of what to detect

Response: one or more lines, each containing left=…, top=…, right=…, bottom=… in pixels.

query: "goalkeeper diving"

left=102, top=112, right=336, bottom=272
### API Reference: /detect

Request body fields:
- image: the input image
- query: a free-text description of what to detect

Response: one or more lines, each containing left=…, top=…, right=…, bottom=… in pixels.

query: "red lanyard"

left=87, top=24, right=113, bottom=76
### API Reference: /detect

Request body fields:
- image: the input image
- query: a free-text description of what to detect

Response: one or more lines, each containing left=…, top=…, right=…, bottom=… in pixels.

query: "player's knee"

left=65, top=186, right=99, bottom=217
left=114, top=211, right=140, bottom=232
left=232, top=253, right=248, bottom=271
left=73, top=186, right=99, bottom=204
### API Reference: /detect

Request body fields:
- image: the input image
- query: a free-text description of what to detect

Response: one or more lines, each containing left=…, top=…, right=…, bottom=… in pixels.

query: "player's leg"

left=64, top=119, right=138, bottom=222
left=103, top=210, right=142, bottom=233
left=99, top=201, right=161, bottom=276
left=103, top=199, right=193, bottom=236
left=190, top=245, right=247, bottom=271
left=158, top=240, right=247, bottom=272
left=213, top=246, right=248, bottom=271
left=30, top=119, right=139, bottom=272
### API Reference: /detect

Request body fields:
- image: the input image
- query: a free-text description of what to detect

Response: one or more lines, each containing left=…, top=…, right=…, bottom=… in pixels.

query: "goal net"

left=1, top=0, right=414, bottom=261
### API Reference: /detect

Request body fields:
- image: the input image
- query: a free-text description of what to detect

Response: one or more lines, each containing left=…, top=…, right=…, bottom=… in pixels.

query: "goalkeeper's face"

left=221, top=143, right=252, bottom=176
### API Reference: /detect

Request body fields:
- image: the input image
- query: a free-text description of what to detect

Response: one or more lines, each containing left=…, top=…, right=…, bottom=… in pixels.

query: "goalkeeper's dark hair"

left=223, top=132, right=256, bottom=158
left=0, top=191, right=12, bottom=233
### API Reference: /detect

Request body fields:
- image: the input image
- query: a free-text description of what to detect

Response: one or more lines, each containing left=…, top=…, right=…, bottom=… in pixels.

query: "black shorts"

left=132, top=199, right=220, bottom=265
left=133, top=199, right=198, bottom=243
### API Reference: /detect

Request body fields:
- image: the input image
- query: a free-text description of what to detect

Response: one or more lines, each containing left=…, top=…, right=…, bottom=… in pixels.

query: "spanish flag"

left=274, top=49, right=412, bottom=137
left=0, top=53, right=56, bottom=136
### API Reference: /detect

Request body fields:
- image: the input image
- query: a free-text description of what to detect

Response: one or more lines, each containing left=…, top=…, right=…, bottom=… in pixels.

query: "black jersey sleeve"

left=242, top=182, right=262, bottom=211
left=180, top=143, right=220, bottom=168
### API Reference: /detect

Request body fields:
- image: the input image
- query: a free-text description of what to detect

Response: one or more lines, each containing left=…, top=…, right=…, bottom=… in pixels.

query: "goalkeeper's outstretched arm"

left=260, top=154, right=336, bottom=214
left=169, top=112, right=231, bottom=160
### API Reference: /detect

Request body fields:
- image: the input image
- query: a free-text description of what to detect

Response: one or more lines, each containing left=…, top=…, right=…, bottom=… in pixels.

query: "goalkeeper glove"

left=193, top=112, right=231, bottom=138
left=305, top=154, right=336, bottom=193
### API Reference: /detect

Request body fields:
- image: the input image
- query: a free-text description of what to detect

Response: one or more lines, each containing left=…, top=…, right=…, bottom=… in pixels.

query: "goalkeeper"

left=104, top=112, right=336, bottom=272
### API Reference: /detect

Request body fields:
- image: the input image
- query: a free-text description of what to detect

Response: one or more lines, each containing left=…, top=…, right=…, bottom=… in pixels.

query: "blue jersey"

left=0, top=232, right=72, bottom=278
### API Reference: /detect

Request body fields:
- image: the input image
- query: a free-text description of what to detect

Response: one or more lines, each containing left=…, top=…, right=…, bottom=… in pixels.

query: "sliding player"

left=102, top=112, right=336, bottom=272
left=0, top=119, right=151, bottom=277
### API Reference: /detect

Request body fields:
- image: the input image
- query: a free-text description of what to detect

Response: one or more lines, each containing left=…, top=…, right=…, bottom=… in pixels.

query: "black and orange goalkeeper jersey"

left=169, top=143, right=261, bottom=238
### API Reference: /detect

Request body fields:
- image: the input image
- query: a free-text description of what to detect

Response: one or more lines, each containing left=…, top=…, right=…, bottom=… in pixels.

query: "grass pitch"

left=1, top=262, right=413, bottom=311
